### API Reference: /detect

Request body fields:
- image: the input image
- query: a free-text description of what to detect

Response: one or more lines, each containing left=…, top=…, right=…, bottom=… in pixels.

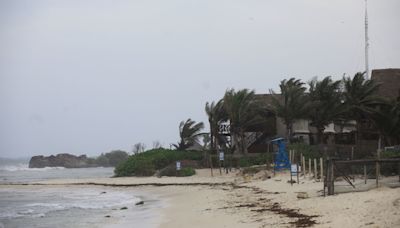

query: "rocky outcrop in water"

left=29, top=153, right=91, bottom=168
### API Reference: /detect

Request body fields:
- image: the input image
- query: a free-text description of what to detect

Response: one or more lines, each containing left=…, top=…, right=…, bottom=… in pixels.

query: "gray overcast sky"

left=1, top=0, right=399, bottom=158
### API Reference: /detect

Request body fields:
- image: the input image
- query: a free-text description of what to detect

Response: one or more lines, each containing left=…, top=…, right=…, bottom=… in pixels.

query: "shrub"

left=158, top=165, right=196, bottom=177
left=114, top=149, right=203, bottom=177
left=179, top=167, right=196, bottom=176
left=287, top=143, right=319, bottom=159
left=105, top=150, right=129, bottom=166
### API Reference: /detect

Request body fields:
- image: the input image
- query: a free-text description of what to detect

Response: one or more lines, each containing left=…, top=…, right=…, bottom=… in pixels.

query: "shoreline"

left=1, top=169, right=399, bottom=227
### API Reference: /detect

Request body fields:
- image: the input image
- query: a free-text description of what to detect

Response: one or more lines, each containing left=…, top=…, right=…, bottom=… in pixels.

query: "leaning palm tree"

left=223, top=89, right=263, bottom=154
left=205, top=99, right=227, bottom=153
left=308, top=76, right=343, bottom=145
left=342, top=72, right=383, bottom=144
left=269, top=78, right=309, bottom=142
left=370, top=98, right=400, bottom=146
left=173, top=119, right=205, bottom=150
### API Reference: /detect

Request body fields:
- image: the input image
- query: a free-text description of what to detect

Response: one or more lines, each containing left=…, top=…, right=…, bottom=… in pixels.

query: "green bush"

left=158, top=166, right=196, bottom=177
left=114, top=149, right=203, bottom=177
left=237, top=153, right=272, bottom=167
left=179, top=167, right=196, bottom=176
left=381, top=149, right=400, bottom=158
left=287, top=143, right=319, bottom=159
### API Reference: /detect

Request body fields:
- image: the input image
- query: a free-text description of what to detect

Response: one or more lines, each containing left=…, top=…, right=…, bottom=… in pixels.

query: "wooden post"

left=219, top=159, right=222, bottom=175
left=290, top=165, right=293, bottom=186
left=330, top=159, right=335, bottom=195
left=209, top=153, right=214, bottom=177
left=300, top=153, right=303, bottom=176
left=302, top=155, right=306, bottom=177
left=314, top=158, right=317, bottom=179
left=327, top=159, right=335, bottom=196
left=309, top=159, right=312, bottom=178
left=364, top=165, right=367, bottom=184
left=296, top=163, right=299, bottom=184
left=351, top=147, right=355, bottom=182
left=320, top=157, right=323, bottom=181
left=376, top=149, right=381, bottom=187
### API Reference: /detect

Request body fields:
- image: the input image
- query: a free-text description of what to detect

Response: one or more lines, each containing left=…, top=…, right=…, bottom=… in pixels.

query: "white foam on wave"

left=0, top=188, right=142, bottom=219
left=0, top=164, right=65, bottom=172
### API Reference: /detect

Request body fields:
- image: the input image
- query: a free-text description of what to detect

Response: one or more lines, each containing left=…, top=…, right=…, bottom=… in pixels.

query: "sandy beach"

left=25, top=168, right=400, bottom=228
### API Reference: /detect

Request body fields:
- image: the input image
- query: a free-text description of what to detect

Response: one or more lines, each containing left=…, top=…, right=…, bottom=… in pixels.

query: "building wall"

left=371, top=68, right=400, bottom=99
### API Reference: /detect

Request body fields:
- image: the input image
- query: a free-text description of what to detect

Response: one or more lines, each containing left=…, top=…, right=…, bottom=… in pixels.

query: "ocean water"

left=0, top=160, right=163, bottom=228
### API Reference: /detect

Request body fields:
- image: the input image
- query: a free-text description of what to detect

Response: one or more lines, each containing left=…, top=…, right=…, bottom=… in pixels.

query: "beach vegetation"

left=270, top=78, right=309, bottom=143
left=307, top=76, right=343, bottom=145
left=132, top=143, right=146, bottom=154
left=114, top=148, right=203, bottom=177
left=173, top=119, right=205, bottom=150
left=223, top=89, right=265, bottom=154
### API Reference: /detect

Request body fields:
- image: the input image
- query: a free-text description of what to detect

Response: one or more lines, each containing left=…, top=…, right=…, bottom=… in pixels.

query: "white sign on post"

left=219, top=152, right=224, bottom=161
left=291, top=164, right=297, bottom=173
left=176, top=161, right=181, bottom=171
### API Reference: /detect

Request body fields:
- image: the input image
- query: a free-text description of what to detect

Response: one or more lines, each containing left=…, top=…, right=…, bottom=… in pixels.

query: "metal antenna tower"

left=364, top=0, right=370, bottom=79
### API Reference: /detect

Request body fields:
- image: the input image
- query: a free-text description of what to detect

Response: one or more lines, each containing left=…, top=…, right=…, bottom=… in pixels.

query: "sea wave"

left=0, top=164, right=65, bottom=172
left=0, top=189, right=142, bottom=219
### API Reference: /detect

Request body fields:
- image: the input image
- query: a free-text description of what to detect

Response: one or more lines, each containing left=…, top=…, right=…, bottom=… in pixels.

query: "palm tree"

left=205, top=100, right=227, bottom=153
left=342, top=72, right=383, bottom=144
left=370, top=98, right=400, bottom=146
left=308, top=76, right=343, bottom=145
left=223, top=89, right=263, bottom=154
left=173, top=118, right=205, bottom=150
left=269, top=78, right=309, bottom=142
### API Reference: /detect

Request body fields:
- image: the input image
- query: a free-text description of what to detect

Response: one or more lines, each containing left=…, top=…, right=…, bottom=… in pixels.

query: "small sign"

left=219, top=152, right=224, bottom=161
left=291, top=164, right=298, bottom=173
left=176, top=161, right=181, bottom=171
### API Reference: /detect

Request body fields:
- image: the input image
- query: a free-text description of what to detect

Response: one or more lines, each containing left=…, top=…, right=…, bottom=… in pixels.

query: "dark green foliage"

left=114, top=157, right=155, bottom=177
left=104, top=150, right=129, bottom=166
left=95, top=154, right=110, bottom=167
left=308, top=76, right=343, bottom=144
left=270, top=78, right=309, bottom=142
left=173, top=119, right=205, bottom=150
left=208, top=153, right=272, bottom=168
left=158, top=166, right=196, bottom=177
left=223, top=89, right=265, bottom=154
left=287, top=143, right=319, bottom=159
left=237, top=154, right=272, bottom=167
left=179, top=167, right=196, bottom=176
left=94, top=150, right=129, bottom=167
left=114, top=149, right=203, bottom=177
left=381, top=149, right=400, bottom=158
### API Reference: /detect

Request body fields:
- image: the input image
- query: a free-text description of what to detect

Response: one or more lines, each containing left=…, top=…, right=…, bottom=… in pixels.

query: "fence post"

left=309, top=159, right=312, bottom=178
left=314, top=158, right=317, bottom=179
left=376, top=149, right=381, bottom=187
left=364, top=165, right=367, bottom=184
left=209, top=153, right=213, bottom=177
left=320, top=157, right=323, bottom=181
left=327, top=159, right=335, bottom=195
left=302, top=155, right=306, bottom=177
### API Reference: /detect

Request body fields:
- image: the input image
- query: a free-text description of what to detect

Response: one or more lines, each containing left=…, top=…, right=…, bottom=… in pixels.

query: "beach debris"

left=120, top=207, right=128, bottom=210
left=100, top=191, right=106, bottom=194
left=297, top=192, right=309, bottom=199
left=105, top=215, right=111, bottom=218
left=135, top=201, right=144, bottom=205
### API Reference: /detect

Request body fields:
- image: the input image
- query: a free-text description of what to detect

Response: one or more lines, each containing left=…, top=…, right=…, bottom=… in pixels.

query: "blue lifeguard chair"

left=270, top=138, right=291, bottom=171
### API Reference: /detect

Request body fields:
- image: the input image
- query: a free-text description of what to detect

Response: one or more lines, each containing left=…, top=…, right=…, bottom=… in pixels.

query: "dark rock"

left=120, top=207, right=128, bottom=210
left=29, top=153, right=93, bottom=168
left=135, top=201, right=144, bottom=205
